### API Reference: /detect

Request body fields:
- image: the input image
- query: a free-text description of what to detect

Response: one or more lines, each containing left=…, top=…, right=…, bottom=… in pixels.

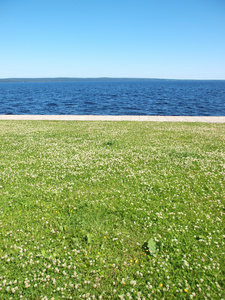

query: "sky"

left=0, top=0, right=225, bottom=79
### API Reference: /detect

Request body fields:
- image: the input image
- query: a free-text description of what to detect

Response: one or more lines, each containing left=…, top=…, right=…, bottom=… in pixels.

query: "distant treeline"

left=0, top=77, right=168, bottom=83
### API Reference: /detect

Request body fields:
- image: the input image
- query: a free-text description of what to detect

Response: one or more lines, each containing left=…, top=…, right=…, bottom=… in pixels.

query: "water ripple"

left=0, top=80, right=225, bottom=115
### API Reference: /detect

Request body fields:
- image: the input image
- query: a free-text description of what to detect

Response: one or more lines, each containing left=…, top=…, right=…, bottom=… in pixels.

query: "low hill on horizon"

left=0, top=77, right=179, bottom=83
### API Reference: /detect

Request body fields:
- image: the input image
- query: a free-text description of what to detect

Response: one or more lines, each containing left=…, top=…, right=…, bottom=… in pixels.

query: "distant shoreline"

left=0, top=77, right=224, bottom=83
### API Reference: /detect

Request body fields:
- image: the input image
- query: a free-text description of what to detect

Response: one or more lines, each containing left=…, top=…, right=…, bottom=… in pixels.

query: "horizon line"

left=0, top=77, right=225, bottom=82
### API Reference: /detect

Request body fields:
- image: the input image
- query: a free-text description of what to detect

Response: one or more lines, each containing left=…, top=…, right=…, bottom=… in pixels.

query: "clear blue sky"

left=1, top=0, right=225, bottom=79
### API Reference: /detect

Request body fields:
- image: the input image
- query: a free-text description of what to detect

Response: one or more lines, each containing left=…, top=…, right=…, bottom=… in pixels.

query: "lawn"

left=0, top=121, right=224, bottom=300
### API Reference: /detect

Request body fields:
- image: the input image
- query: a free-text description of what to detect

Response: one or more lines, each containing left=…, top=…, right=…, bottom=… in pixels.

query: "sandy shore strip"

left=0, top=115, right=225, bottom=123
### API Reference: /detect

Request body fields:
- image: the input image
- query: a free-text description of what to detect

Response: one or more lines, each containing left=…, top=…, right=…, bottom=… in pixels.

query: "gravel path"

left=0, top=115, right=225, bottom=122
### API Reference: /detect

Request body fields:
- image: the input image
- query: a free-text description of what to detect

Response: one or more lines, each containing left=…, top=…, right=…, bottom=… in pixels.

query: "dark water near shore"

left=0, top=80, right=225, bottom=116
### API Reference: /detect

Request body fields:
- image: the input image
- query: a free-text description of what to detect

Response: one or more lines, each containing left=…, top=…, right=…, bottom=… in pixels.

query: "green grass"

left=0, top=121, right=224, bottom=300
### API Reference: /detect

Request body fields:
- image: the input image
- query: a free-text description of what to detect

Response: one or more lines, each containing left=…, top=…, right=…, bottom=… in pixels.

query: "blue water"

left=0, top=80, right=225, bottom=116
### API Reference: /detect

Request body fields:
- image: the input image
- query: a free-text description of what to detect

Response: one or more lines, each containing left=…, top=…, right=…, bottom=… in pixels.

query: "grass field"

left=0, top=121, right=224, bottom=300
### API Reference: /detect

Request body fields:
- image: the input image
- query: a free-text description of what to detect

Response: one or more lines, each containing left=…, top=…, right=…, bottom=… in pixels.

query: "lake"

left=0, top=80, right=224, bottom=116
